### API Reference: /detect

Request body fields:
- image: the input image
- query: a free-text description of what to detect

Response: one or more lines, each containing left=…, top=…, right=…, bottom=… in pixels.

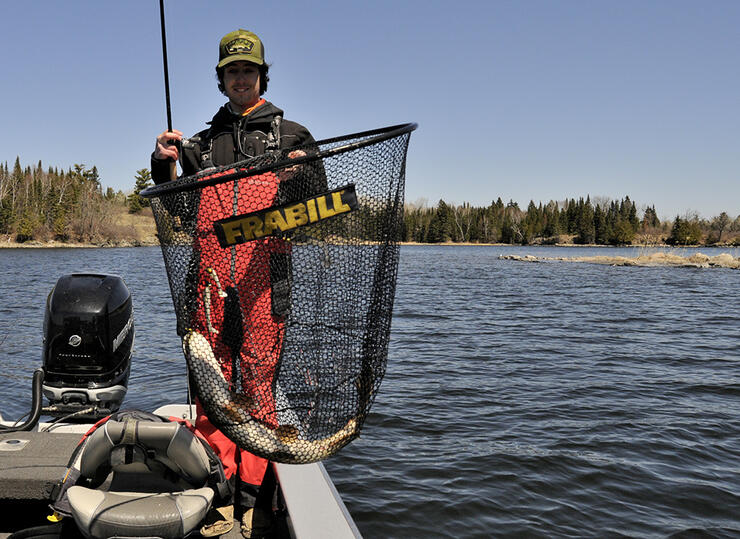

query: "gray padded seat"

left=67, top=487, right=212, bottom=538
left=66, top=419, right=214, bottom=538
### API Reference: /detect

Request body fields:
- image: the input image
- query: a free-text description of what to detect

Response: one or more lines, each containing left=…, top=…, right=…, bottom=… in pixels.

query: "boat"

left=0, top=273, right=362, bottom=538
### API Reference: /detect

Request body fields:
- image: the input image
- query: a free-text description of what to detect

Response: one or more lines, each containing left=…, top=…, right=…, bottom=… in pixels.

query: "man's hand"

left=154, top=129, right=184, bottom=161
left=280, top=149, right=307, bottom=182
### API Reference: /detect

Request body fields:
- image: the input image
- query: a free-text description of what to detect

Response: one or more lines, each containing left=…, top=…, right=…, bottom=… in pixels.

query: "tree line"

left=401, top=197, right=740, bottom=246
left=0, top=158, right=153, bottom=243
left=2, top=157, right=737, bottom=246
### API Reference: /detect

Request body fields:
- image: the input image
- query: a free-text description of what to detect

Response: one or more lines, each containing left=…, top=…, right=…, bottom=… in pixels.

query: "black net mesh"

left=142, top=123, right=415, bottom=463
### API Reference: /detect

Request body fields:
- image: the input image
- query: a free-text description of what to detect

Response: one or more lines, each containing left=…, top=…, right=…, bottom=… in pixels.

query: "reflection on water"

left=1, top=245, right=739, bottom=537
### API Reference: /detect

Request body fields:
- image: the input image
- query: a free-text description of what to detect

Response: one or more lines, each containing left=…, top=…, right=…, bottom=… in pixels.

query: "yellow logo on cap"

left=214, top=185, right=359, bottom=247
left=226, top=38, right=254, bottom=55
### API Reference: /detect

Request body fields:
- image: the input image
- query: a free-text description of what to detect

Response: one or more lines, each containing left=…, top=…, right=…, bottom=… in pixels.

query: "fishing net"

left=142, top=123, right=416, bottom=463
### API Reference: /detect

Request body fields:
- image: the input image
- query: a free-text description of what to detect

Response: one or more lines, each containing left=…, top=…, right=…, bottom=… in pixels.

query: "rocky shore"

left=500, top=252, right=740, bottom=269
left=0, top=235, right=159, bottom=249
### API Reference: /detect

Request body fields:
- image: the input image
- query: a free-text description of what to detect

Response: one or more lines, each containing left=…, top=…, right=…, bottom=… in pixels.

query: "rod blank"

left=159, top=0, right=173, bottom=132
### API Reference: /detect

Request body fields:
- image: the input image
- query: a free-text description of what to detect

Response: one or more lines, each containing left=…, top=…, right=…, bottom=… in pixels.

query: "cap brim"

left=217, top=54, right=264, bottom=68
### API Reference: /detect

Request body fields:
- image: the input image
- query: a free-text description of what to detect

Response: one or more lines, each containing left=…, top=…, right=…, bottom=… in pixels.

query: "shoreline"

left=399, top=241, right=739, bottom=249
left=2, top=239, right=737, bottom=249
left=0, top=238, right=160, bottom=249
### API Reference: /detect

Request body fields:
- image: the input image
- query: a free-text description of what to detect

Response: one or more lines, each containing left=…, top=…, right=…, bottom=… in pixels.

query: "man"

left=151, top=29, right=321, bottom=538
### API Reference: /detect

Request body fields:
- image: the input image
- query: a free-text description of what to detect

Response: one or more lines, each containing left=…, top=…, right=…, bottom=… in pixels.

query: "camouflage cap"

left=217, top=29, right=265, bottom=68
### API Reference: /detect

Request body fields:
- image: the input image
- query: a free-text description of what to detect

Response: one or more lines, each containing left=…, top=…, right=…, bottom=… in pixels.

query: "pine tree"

left=0, top=197, right=11, bottom=234
left=574, top=197, right=595, bottom=244
left=128, top=169, right=153, bottom=213
left=427, top=199, right=452, bottom=242
left=627, top=198, right=639, bottom=229
left=594, top=205, right=608, bottom=244
left=611, top=220, right=635, bottom=244
left=667, top=216, right=702, bottom=245
left=542, top=201, right=561, bottom=237
left=642, top=206, right=660, bottom=229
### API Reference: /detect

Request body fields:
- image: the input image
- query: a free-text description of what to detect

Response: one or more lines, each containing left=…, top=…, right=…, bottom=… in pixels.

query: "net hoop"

left=141, top=122, right=417, bottom=198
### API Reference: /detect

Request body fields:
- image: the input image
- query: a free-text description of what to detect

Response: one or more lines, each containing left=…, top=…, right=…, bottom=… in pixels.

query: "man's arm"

left=151, top=129, right=183, bottom=184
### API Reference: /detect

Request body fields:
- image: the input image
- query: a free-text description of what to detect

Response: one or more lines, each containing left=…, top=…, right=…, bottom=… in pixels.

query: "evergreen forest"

left=402, top=197, right=740, bottom=246
left=0, top=158, right=153, bottom=244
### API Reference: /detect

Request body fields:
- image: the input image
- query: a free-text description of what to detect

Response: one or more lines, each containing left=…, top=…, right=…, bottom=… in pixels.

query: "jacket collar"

left=207, top=100, right=284, bottom=128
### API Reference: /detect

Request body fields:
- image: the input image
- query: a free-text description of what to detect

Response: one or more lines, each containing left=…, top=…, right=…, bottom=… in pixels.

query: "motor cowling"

left=42, top=274, right=133, bottom=418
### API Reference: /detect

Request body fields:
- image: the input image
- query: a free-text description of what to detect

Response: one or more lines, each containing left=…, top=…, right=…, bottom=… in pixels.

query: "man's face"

left=223, top=61, right=261, bottom=111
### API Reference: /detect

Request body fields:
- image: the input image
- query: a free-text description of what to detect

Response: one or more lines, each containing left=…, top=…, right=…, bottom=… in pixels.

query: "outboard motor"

left=42, top=274, right=133, bottom=419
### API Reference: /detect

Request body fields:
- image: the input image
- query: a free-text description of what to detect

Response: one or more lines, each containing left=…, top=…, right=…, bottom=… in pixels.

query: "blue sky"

left=1, top=0, right=737, bottom=220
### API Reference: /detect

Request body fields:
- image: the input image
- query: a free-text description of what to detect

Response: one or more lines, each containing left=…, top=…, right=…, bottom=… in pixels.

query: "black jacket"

left=151, top=101, right=318, bottom=184
left=149, top=101, right=325, bottom=325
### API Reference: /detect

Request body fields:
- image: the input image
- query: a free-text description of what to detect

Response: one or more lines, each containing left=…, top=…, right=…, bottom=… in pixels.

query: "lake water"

left=1, top=245, right=738, bottom=538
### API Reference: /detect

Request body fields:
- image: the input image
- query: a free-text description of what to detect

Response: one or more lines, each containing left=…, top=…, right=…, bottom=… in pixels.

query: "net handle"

left=141, top=122, right=417, bottom=198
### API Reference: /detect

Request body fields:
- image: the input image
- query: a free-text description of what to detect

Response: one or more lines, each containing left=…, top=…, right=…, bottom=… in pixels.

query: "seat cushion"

left=80, top=420, right=212, bottom=486
left=67, top=486, right=213, bottom=538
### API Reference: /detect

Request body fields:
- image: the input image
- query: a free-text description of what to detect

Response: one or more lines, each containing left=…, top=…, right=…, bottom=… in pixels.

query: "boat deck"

left=0, top=429, right=81, bottom=536
left=0, top=430, right=81, bottom=501
left=0, top=408, right=361, bottom=538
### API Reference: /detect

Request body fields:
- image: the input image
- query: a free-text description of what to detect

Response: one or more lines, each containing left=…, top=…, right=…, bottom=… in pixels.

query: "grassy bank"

left=1, top=207, right=158, bottom=248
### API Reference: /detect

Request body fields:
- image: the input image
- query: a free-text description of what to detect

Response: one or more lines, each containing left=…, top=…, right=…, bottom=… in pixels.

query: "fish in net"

left=142, top=123, right=416, bottom=463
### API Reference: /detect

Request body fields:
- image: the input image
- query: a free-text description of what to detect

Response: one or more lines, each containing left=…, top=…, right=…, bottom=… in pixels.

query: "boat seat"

left=66, top=419, right=214, bottom=538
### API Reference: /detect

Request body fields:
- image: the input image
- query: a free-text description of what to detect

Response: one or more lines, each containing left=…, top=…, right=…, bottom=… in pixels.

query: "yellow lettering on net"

left=331, top=190, right=352, bottom=214
left=263, top=209, right=290, bottom=235
left=242, top=215, right=265, bottom=240
left=222, top=221, right=244, bottom=245
left=317, top=195, right=337, bottom=219
left=306, top=198, right=319, bottom=223
left=284, top=203, right=309, bottom=229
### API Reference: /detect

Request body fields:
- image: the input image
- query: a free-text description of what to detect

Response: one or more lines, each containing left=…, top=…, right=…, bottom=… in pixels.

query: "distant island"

left=1, top=158, right=738, bottom=248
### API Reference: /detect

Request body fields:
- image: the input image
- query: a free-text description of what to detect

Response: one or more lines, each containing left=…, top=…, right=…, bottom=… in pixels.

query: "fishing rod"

left=159, top=0, right=173, bottom=132
left=158, top=0, right=177, bottom=180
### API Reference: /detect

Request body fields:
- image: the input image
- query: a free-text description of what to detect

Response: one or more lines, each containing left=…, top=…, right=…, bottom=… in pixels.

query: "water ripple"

left=2, top=245, right=739, bottom=537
